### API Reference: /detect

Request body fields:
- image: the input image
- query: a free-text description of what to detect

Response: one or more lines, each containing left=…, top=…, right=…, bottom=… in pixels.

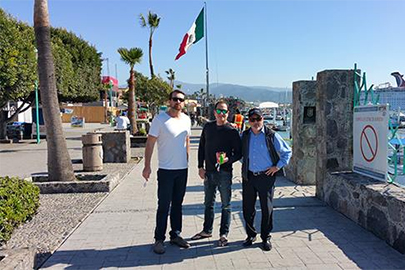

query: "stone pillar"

left=315, top=70, right=357, bottom=199
left=290, top=80, right=317, bottom=185
left=101, top=131, right=131, bottom=163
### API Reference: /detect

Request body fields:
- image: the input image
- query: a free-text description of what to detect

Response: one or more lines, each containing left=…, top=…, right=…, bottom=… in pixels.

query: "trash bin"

left=82, top=133, right=103, bottom=171
left=23, top=123, right=32, bottom=139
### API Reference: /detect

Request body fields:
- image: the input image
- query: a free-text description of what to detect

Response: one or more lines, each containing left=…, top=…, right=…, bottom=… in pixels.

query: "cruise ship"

left=360, top=72, right=405, bottom=111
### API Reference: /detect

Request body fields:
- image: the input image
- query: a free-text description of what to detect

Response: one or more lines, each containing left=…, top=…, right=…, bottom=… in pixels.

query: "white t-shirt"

left=149, top=112, right=191, bottom=170
left=116, top=116, right=130, bottom=129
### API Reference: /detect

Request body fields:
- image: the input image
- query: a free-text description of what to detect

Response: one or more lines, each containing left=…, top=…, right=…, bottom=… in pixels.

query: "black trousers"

left=242, top=172, right=276, bottom=241
left=154, top=168, right=188, bottom=241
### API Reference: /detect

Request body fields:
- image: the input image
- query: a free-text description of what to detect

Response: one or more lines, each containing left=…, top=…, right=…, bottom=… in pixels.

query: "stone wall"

left=100, top=131, right=131, bottom=163
left=289, top=80, right=317, bottom=185
left=323, top=172, right=405, bottom=254
left=316, top=70, right=357, bottom=199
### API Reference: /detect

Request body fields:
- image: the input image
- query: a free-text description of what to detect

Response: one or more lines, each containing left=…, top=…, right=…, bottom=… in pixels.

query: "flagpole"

left=204, top=2, right=210, bottom=114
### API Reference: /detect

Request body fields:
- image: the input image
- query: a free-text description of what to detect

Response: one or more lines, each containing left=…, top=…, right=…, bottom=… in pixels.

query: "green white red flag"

left=175, top=8, right=204, bottom=60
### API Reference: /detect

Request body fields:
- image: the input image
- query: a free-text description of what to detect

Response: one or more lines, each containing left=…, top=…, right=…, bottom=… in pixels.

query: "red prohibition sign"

left=360, top=125, right=378, bottom=162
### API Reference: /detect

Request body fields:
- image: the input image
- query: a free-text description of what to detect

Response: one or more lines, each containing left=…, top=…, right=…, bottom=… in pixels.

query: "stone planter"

left=131, top=135, right=147, bottom=148
left=0, top=247, right=36, bottom=270
left=27, top=173, right=119, bottom=194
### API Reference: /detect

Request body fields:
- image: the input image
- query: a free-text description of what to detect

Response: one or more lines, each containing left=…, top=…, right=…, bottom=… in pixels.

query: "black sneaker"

left=153, top=240, right=165, bottom=254
left=170, top=236, right=191, bottom=248
left=262, top=239, right=272, bottom=251
left=242, top=236, right=256, bottom=247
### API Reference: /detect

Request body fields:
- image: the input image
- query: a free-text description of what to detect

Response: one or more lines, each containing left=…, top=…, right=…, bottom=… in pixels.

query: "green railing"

left=354, top=63, right=403, bottom=185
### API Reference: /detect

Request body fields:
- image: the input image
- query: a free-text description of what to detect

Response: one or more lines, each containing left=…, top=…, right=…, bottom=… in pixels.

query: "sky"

left=1, top=0, right=404, bottom=89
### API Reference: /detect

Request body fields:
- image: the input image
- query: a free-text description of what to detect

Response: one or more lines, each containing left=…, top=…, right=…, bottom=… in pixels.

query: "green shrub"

left=0, top=176, right=40, bottom=244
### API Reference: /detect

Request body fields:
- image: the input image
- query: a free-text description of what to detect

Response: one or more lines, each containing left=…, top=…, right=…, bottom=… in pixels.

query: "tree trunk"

left=0, top=110, right=8, bottom=140
left=128, top=68, right=138, bottom=135
left=34, top=0, right=75, bottom=181
left=149, top=36, right=154, bottom=78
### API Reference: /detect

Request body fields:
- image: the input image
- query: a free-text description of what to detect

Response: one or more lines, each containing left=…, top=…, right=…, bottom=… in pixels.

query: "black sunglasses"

left=215, top=109, right=228, bottom=114
left=171, top=97, right=185, bottom=102
left=249, top=116, right=262, bottom=122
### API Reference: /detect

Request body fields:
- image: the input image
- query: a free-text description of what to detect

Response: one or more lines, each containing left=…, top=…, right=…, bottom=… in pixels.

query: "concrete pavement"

left=0, top=123, right=116, bottom=179
left=31, top=127, right=405, bottom=269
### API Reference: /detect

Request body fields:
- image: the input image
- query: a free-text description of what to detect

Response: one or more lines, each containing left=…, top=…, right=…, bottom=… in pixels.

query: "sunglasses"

left=249, top=116, right=262, bottom=122
left=216, top=109, right=228, bottom=114
left=171, top=97, right=185, bottom=102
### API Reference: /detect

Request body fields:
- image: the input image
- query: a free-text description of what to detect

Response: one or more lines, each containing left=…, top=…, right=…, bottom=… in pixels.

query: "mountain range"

left=175, top=81, right=292, bottom=103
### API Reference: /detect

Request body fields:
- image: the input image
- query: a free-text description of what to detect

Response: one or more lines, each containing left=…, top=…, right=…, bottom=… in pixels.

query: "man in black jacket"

left=192, top=101, right=242, bottom=246
left=241, top=108, right=291, bottom=251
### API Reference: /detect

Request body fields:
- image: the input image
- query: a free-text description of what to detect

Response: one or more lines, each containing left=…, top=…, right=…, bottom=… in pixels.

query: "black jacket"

left=198, top=121, right=242, bottom=172
left=241, top=125, right=285, bottom=181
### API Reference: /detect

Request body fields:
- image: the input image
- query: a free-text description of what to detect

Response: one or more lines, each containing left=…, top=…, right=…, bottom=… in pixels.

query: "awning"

left=101, top=76, right=118, bottom=86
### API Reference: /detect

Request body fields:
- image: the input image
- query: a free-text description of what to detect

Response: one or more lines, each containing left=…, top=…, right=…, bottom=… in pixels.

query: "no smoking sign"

left=353, top=105, right=388, bottom=182
left=360, top=125, right=378, bottom=162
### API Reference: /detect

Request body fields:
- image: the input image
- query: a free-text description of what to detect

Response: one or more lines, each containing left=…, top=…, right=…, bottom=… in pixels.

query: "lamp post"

left=34, top=80, right=40, bottom=144
left=34, top=48, right=40, bottom=144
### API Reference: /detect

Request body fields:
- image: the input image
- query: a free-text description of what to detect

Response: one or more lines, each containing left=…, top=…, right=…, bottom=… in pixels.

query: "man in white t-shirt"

left=115, top=112, right=130, bottom=130
left=142, top=90, right=191, bottom=254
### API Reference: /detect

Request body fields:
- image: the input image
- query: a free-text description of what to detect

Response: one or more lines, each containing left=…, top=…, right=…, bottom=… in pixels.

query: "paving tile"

left=41, top=129, right=405, bottom=269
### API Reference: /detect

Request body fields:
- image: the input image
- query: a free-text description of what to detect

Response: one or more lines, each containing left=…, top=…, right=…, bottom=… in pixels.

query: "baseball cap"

left=248, top=108, right=263, bottom=118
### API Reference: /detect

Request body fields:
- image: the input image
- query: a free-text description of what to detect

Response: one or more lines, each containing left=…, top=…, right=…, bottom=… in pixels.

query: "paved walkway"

left=0, top=123, right=116, bottom=179
left=40, top=128, right=405, bottom=270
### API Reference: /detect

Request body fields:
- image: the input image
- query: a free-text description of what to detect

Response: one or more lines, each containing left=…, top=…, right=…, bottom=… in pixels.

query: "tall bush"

left=0, top=176, right=40, bottom=244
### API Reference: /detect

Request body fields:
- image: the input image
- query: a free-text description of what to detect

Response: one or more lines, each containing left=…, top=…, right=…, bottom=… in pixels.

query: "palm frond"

left=148, top=11, right=160, bottom=29
left=139, top=14, right=146, bottom=28
left=117, top=47, right=143, bottom=68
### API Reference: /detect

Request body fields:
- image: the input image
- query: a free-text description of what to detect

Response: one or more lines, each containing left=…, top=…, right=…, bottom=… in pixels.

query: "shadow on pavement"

left=41, top=240, right=246, bottom=269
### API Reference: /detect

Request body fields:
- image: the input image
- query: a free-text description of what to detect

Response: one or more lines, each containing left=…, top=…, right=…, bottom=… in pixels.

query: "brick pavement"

left=40, top=128, right=405, bottom=270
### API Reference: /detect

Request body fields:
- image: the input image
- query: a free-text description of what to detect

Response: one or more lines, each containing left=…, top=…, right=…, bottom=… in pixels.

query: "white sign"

left=353, top=105, right=388, bottom=181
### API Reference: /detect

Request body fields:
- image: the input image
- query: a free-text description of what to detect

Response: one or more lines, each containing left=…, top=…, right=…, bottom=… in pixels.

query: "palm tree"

left=117, top=47, right=143, bottom=135
left=165, top=68, right=175, bottom=89
left=34, top=0, right=75, bottom=181
left=139, top=11, right=160, bottom=78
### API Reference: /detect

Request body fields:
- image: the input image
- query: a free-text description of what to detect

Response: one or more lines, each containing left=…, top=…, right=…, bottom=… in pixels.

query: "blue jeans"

left=154, top=168, right=188, bottom=241
left=203, top=170, right=232, bottom=236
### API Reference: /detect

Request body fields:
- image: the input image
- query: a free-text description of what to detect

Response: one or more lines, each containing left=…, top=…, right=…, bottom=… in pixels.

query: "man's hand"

left=265, top=166, right=280, bottom=176
left=198, top=168, right=206, bottom=179
left=142, top=166, right=151, bottom=181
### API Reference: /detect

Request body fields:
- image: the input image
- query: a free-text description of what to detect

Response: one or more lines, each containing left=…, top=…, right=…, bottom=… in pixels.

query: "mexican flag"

left=175, top=8, right=204, bottom=60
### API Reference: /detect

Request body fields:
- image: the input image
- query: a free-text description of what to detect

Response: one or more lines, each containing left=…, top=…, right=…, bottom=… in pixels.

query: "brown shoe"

left=191, top=231, right=212, bottom=240
left=170, top=236, right=191, bottom=248
left=153, top=240, right=165, bottom=254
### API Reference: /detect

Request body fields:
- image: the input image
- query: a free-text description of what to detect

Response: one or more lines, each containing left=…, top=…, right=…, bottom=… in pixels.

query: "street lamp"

left=34, top=48, right=40, bottom=144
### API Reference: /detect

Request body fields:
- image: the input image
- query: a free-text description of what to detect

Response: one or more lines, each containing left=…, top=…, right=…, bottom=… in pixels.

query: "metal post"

left=204, top=2, right=210, bottom=116
left=115, top=63, right=118, bottom=107
left=109, top=79, right=113, bottom=107
left=35, top=80, right=40, bottom=144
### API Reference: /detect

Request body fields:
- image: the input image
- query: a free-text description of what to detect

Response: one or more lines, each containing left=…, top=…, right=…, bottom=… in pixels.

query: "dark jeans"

left=242, top=172, right=276, bottom=241
left=154, top=168, right=188, bottom=241
left=203, top=170, right=232, bottom=236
